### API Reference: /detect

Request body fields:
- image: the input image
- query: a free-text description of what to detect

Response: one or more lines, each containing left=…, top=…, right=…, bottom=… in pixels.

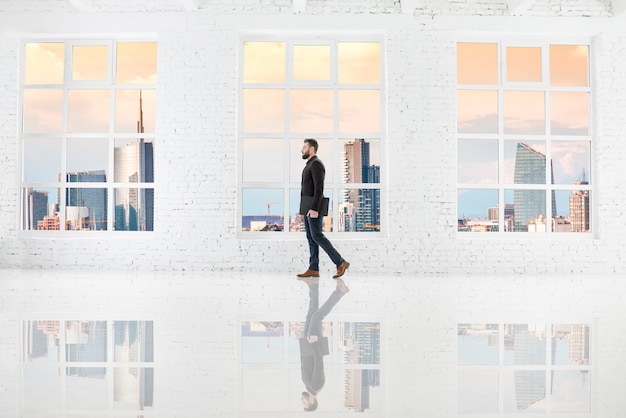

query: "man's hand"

left=307, top=335, right=319, bottom=343
left=307, top=209, right=319, bottom=219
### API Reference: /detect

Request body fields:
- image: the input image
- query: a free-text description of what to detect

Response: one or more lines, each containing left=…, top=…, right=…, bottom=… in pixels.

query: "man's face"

left=301, top=143, right=312, bottom=160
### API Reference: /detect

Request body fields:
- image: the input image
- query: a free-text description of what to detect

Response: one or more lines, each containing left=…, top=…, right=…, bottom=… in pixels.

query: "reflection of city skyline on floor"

left=457, top=323, right=590, bottom=413
left=240, top=320, right=381, bottom=413
left=21, top=320, right=154, bottom=413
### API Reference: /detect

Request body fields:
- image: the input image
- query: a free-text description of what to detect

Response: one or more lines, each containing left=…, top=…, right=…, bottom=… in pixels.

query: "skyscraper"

left=343, top=139, right=380, bottom=232
left=23, top=188, right=48, bottom=230
left=513, top=143, right=556, bottom=232
left=66, top=170, right=108, bottom=230
left=114, top=91, right=154, bottom=231
left=569, top=180, right=590, bottom=232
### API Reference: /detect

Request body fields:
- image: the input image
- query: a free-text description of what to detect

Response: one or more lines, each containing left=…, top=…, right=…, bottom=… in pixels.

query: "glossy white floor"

left=1, top=269, right=624, bottom=417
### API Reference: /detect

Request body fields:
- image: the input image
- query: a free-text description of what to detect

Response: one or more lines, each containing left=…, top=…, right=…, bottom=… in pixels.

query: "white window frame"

left=17, top=37, right=157, bottom=237
left=456, top=37, right=593, bottom=237
left=237, top=32, right=387, bottom=239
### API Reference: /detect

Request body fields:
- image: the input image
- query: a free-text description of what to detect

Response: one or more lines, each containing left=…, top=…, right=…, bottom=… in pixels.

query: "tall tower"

left=66, top=170, right=108, bottom=230
left=513, top=143, right=556, bottom=232
left=114, top=91, right=154, bottom=231
left=569, top=180, right=590, bottom=232
left=343, top=139, right=379, bottom=231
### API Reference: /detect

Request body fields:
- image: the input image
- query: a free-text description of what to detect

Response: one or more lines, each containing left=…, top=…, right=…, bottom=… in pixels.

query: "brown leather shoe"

left=297, top=269, right=320, bottom=278
left=332, top=261, right=350, bottom=279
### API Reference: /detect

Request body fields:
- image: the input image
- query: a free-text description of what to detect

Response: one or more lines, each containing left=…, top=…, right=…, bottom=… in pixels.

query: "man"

left=297, top=138, right=350, bottom=279
left=298, top=276, right=349, bottom=412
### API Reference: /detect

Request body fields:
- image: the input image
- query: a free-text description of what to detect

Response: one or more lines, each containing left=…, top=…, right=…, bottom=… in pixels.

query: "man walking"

left=297, top=138, right=350, bottom=279
left=298, top=276, right=349, bottom=411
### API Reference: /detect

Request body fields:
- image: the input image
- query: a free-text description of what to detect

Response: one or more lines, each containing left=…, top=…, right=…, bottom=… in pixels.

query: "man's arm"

left=309, top=160, right=325, bottom=214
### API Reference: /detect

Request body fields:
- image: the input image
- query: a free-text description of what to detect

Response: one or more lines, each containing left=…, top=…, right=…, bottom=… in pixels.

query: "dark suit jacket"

left=299, top=156, right=325, bottom=215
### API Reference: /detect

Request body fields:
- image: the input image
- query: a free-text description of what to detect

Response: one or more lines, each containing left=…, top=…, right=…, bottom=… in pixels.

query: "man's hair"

left=304, top=138, right=318, bottom=152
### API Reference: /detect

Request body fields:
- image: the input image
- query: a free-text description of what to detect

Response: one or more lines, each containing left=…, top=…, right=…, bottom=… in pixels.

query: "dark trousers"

left=304, top=283, right=344, bottom=339
left=304, top=215, right=344, bottom=271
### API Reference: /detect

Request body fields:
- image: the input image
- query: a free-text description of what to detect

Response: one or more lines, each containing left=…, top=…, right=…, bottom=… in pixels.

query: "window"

left=457, top=323, right=591, bottom=414
left=239, top=320, right=382, bottom=414
left=238, top=35, right=384, bottom=235
left=21, top=320, right=154, bottom=415
left=20, top=40, right=157, bottom=233
left=457, top=42, right=591, bottom=234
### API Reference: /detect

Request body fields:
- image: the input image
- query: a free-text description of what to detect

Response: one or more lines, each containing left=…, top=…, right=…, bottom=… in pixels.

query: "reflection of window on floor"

left=21, top=320, right=154, bottom=416
left=457, top=323, right=591, bottom=415
left=239, top=320, right=382, bottom=414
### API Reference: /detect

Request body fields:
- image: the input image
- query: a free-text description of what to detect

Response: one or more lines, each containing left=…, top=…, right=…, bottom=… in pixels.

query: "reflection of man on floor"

left=298, top=277, right=349, bottom=412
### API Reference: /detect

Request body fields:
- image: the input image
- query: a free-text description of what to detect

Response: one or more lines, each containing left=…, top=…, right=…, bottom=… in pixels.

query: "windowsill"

left=238, top=231, right=389, bottom=241
left=456, top=231, right=597, bottom=240
left=17, top=231, right=156, bottom=240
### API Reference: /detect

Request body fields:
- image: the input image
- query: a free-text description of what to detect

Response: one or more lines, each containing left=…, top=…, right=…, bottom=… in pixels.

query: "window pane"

left=506, top=46, right=542, bottom=82
left=338, top=188, right=380, bottom=232
left=24, top=43, right=64, bottom=84
left=554, top=190, right=590, bottom=232
left=338, top=42, right=380, bottom=84
left=243, top=138, right=284, bottom=182
left=66, top=367, right=108, bottom=410
left=241, top=321, right=284, bottom=363
left=242, top=189, right=284, bottom=231
left=457, top=42, right=498, bottom=85
left=290, top=89, right=333, bottom=133
left=504, top=141, right=546, bottom=185
left=243, top=41, right=285, bottom=84
left=288, top=321, right=333, bottom=364
left=552, top=324, right=590, bottom=365
left=22, top=187, right=59, bottom=230
left=66, top=321, right=107, bottom=361
left=338, top=89, right=379, bottom=133
left=68, top=89, right=110, bottom=133
left=294, top=45, right=330, bottom=81
left=550, top=45, right=588, bottom=87
left=114, top=368, right=154, bottom=410
left=114, top=188, right=154, bottom=231
left=23, top=138, right=62, bottom=182
left=243, top=89, right=284, bottom=133
left=114, top=138, right=154, bottom=183
left=289, top=138, right=332, bottom=184
left=72, top=45, right=108, bottom=81
left=457, top=90, right=498, bottom=134
left=114, top=321, right=154, bottom=362
left=457, top=324, right=499, bottom=365
left=115, top=89, right=156, bottom=133
left=552, top=140, right=590, bottom=184
left=342, top=138, right=380, bottom=184
left=22, top=321, right=61, bottom=362
left=505, top=189, right=550, bottom=233
left=504, top=324, right=546, bottom=365
left=116, top=42, right=157, bottom=84
left=66, top=187, right=108, bottom=231
left=289, top=189, right=333, bottom=232
left=23, top=367, right=64, bottom=414
left=23, top=89, right=63, bottom=133
left=503, top=90, right=545, bottom=134
left=503, top=369, right=546, bottom=412
left=67, top=138, right=108, bottom=178
left=341, top=369, right=380, bottom=412
left=457, top=189, right=498, bottom=232
left=338, top=322, right=380, bottom=365
left=551, top=370, right=590, bottom=412
left=458, top=368, right=499, bottom=413
left=551, top=91, right=588, bottom=135
left=458, top=139, right=498, bottom=184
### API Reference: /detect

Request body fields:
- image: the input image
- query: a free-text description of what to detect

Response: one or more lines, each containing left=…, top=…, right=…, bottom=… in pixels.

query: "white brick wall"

left=2, top=0, right=626, bottom=417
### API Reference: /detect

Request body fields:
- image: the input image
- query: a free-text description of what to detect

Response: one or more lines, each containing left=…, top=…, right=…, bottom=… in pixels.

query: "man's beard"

left=302, top=150, right=309, bottom=159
